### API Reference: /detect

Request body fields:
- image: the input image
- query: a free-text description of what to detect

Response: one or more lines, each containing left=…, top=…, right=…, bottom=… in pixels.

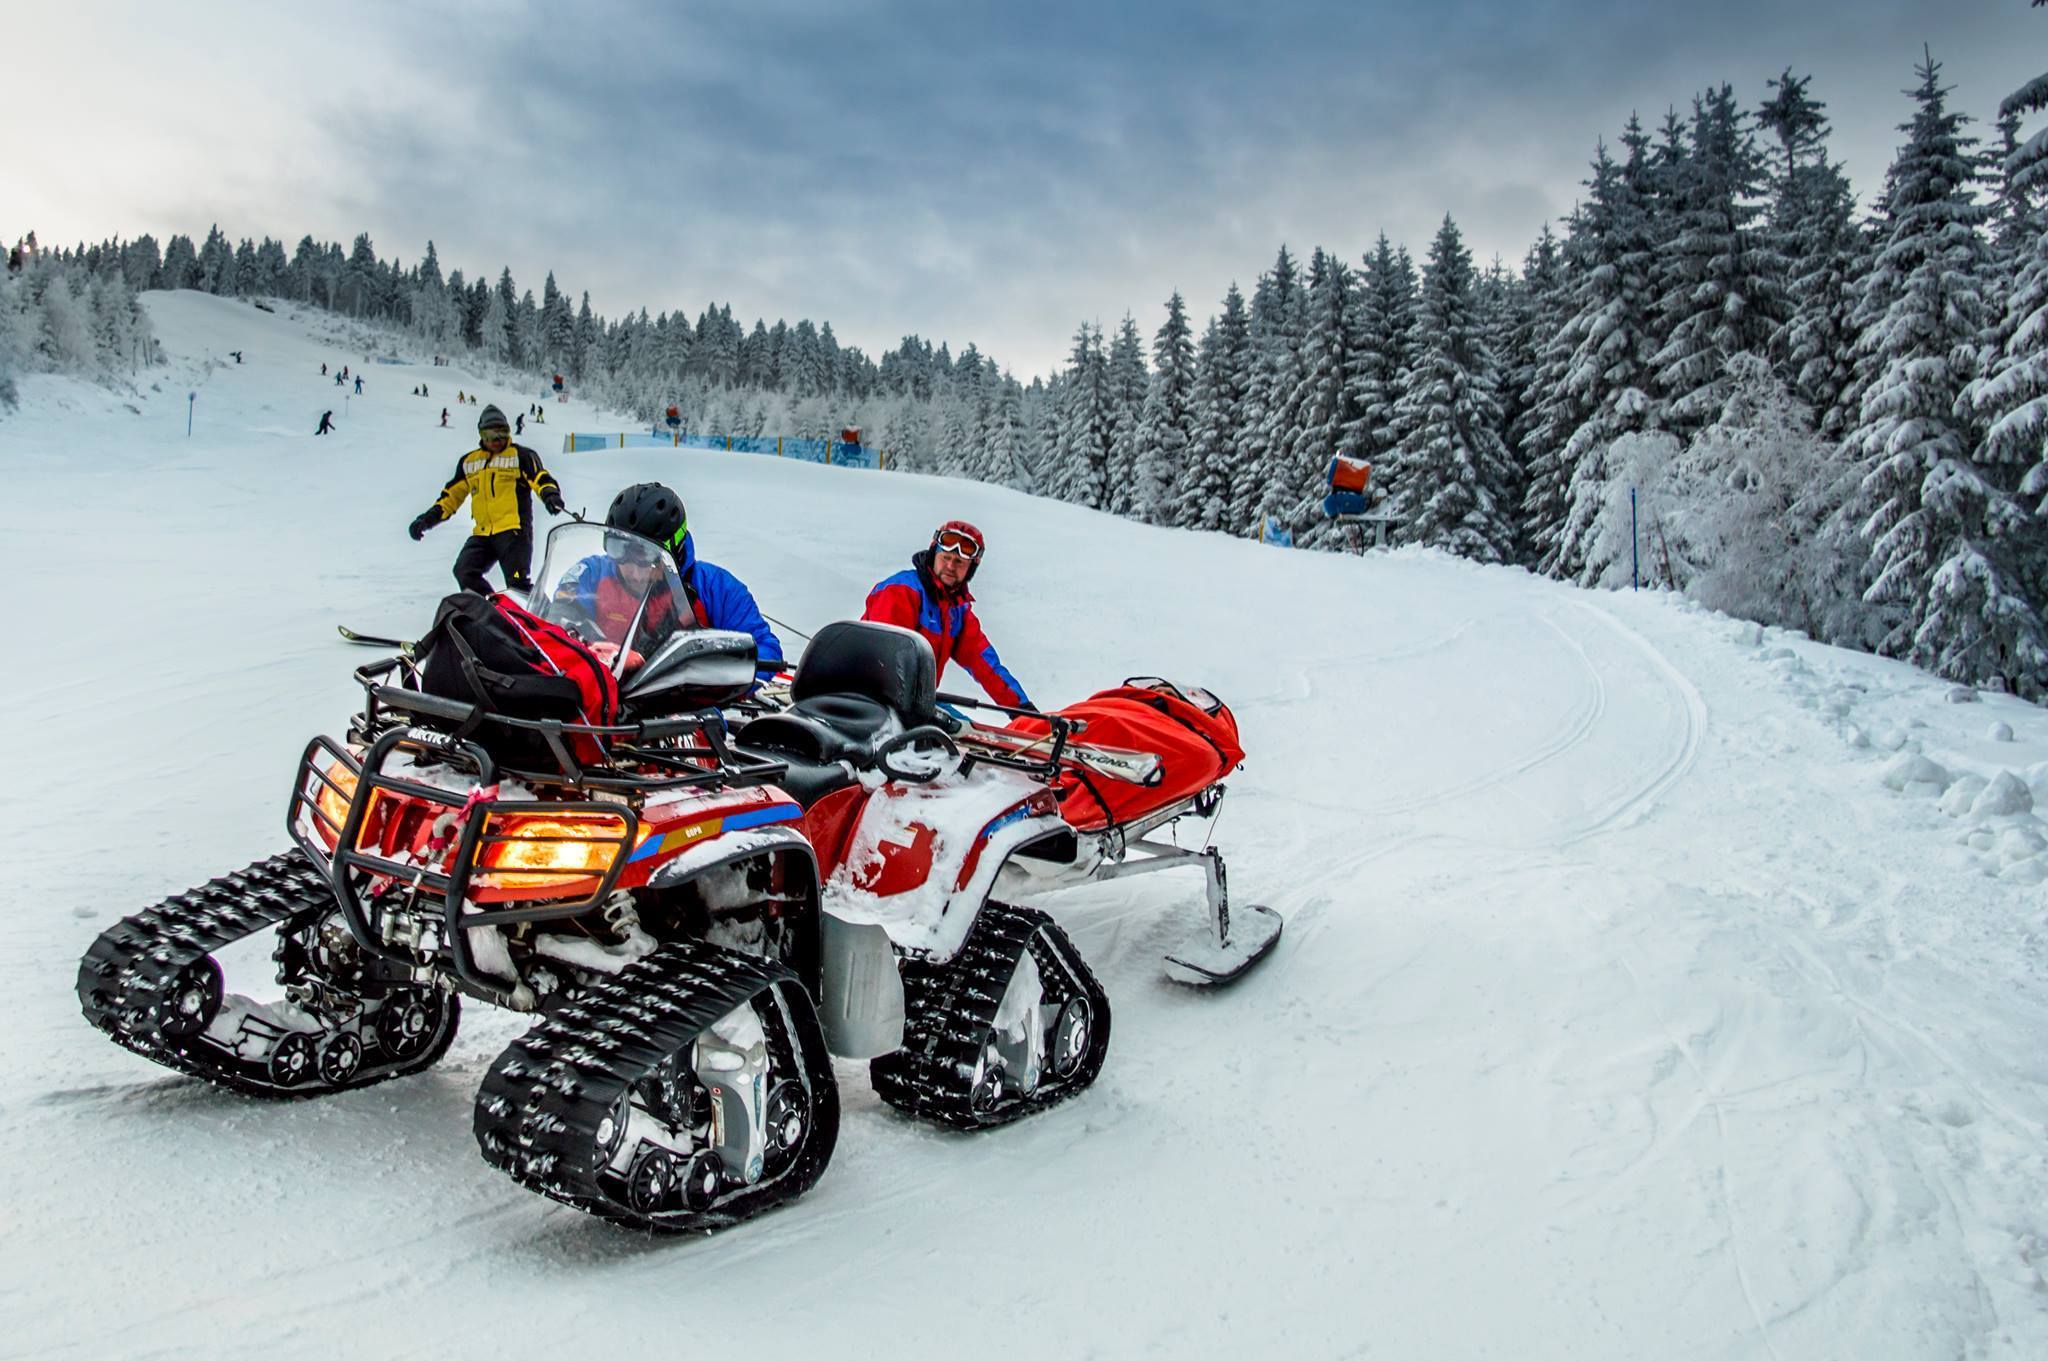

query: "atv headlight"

left=308, top=758, right=360, bottom=847
left=472, top=810, right=631, bottom=900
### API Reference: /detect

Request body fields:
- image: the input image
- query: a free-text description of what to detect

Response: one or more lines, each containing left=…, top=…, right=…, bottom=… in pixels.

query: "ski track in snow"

left=4, top=294, right=2047, bottom=1360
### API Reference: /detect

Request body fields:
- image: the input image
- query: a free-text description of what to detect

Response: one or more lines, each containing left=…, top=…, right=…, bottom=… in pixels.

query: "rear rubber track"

left=76, top=849, right=459, bottom=1097
left=870, top=901, right=1112, bottom=1130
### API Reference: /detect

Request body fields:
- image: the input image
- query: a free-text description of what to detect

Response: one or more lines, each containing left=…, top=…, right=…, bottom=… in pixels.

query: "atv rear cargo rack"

left=347, top=655, right=788, bottom=793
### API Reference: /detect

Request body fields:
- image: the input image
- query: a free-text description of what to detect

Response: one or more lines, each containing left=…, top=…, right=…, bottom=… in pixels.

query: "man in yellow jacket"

left=409, top=404, right=565, bottom=594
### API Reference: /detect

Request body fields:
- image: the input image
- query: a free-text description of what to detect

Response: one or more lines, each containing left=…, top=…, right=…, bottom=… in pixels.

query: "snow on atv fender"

left=822, top=764, right=1067, bottom=964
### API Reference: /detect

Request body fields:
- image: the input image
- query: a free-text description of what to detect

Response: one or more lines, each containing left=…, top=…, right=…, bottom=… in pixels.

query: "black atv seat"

left=732, top=746, right=860, bottom=807
left=737, top=621, right=938, bottom=775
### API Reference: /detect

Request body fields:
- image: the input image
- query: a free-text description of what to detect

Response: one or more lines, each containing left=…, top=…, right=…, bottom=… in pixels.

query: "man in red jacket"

left=862, top=520, right=1033, bottom=709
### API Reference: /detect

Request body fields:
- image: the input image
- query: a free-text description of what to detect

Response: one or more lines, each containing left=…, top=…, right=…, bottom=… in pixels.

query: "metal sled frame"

left=1029, top=786, right=1283, bottom=988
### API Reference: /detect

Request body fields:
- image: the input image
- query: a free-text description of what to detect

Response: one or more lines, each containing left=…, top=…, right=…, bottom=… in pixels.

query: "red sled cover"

left=1010, top=681, right=1244, bottom=831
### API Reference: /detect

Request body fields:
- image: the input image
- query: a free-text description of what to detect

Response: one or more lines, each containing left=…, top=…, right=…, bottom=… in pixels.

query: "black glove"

left=542, top=491, right=565, bottom=515
left=408, top=509, right=440, bottom=541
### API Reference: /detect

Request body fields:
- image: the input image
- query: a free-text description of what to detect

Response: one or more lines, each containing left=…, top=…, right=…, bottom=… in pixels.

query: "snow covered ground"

left=3, top=291, right=2046, bottom=1359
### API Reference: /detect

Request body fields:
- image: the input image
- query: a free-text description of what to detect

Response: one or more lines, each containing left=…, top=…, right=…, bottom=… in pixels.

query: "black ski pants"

left=451, top=528, right=533, bottom=595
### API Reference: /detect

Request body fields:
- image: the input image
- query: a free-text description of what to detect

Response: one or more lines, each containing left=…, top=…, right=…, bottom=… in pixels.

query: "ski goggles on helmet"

left=933, top=529, right=982, bottom=560
left=604, top=530, right=664, bottom=567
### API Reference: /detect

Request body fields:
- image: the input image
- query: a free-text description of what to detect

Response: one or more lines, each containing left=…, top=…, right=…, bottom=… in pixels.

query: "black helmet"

left=606, top=482, right=687, bottom=552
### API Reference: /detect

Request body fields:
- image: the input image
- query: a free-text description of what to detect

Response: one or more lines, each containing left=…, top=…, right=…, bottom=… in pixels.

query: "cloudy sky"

left=11, top=1, right=2042, bottom=379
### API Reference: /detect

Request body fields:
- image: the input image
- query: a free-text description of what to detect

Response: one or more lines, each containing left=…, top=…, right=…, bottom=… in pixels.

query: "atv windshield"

left=530, top=521, right=694, bottom=677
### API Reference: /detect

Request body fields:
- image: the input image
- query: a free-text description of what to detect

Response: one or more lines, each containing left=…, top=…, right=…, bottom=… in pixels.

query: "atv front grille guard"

left=347, top=655, right=789, bottom=794
left=290, top=727, right=643, bottom=1003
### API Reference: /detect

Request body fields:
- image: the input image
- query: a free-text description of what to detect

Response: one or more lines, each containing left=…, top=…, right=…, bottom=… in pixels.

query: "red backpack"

left=416, top=593, right=620, bottom=770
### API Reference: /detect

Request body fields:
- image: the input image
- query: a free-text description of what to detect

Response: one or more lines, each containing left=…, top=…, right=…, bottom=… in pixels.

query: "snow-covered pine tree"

left=986, top=368, right=1028, bottom=488
left=1761, top=71, right=1865, bottom=440
left=789, top=320, right=826, bottom=397
left=1512, top=225, right=1573, bottom=567
left=121, top=235, right=159, bottom=292
left=1177, top=285, right=1251, bottom=531
left=1342, top=234, right=1417, bottom=526
left=1051, top=323, right=1111, bottom=507
left=1021, top=373, right=1063, bottom=495
left=1987, top=105, right=2044, bottom=289
left=1132, top=291, right=1196, bottom=524
left=39, top=270, right=96, bottom=373
left=1554, top=121, right=1663, bottom=583
left=1650, top=84, right=1783, bottom=436
left=1958, top=30, right=2048, bottom=697
left=1277, top=250, right=1359, bottom=544
left=1477, top=258, right=1531, bottom=557
left=1388, top=215, right=1514, bottom=560
left=159, top=235, right=197, bottom=291
left=937, top=391, right=974, bottom=478
left=1847, top=52, right=2042, bottom=691
left=480, top=286, right=510, bottom=361
left=1105, top=315, right=1148, bottom=515
left=541, top=274, right=573, bottom=370
left=197, top=225, right=234, bottom=296
left=1232, top=247, right=1304, bottom=534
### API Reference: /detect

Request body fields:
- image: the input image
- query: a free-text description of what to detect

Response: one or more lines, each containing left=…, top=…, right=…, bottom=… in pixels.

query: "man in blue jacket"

left=602, top=483, right=782, bottom=671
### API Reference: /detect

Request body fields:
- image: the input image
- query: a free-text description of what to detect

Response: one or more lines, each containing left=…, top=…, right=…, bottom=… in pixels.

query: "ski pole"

left=763, top=613, right=813, bottom=645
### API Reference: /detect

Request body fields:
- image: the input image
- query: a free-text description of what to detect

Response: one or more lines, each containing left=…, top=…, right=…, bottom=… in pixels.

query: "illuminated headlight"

left=308, top=759, right=360, bottom=847
left=473, top=811, right=630, bottom=898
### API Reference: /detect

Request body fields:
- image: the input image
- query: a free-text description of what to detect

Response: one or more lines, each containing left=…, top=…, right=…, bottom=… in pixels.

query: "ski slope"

left=3, top=291, right=2046, bottom=1360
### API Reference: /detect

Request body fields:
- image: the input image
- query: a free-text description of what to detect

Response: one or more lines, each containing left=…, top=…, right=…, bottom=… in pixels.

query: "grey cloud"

left=17, top=0, right=2042, bottom=379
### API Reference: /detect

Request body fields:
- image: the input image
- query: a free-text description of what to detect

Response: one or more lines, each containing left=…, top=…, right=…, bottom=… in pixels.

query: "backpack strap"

left=438, top=619, right=492, bottom=742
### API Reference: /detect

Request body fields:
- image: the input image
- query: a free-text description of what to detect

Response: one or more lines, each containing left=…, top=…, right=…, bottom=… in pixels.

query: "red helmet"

left=929, top=519, right=985, bottom=581
left=932, top=520, right=985, bottom=557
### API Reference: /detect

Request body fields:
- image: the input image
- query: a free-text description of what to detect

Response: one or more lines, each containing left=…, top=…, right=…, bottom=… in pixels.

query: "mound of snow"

left=1883, top=752, right=1951, bottom=793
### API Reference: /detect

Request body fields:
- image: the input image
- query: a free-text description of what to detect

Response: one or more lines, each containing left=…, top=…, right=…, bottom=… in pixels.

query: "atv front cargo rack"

left=289, top=727, right=647, bottom=1000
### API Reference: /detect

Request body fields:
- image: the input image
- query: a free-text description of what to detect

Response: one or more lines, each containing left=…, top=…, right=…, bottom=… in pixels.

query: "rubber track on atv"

left=869, top=902, right=1112, bottom=1131
left=472, top=938, right=839, bottom=1234
left=76, top=849, right=459, bottom=1097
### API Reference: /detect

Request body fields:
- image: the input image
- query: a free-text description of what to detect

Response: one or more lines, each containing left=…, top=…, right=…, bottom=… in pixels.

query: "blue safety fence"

left=562, top=429, right=885, bottom=469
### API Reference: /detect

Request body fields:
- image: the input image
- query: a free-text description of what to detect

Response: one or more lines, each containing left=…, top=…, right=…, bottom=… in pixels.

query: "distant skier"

left=421, top=383, right=428, bottom=398
left=230, top=351, right=243, bottom=364
left=665, top=404, right=681, bottom=432
left=862, top=521, right=1032, bottom=709
left=534, top=406, right=544, bottom=423
left=408, top=404, right=565, bottom=595
left=316, top=411, right=336, bottom=435
left=335, top=372, right=344, bottom=386
left=516, top=413, right=525, bottom=435
left=321, top=362, right=327, bottom=376
left=354, top=376, right=364, bottom=395
left=440, top=407, right=449, bottom=427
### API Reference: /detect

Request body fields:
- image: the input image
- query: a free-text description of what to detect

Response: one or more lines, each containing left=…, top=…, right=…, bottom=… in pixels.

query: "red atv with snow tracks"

left=77, top=521, right=1279, bottom=1232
